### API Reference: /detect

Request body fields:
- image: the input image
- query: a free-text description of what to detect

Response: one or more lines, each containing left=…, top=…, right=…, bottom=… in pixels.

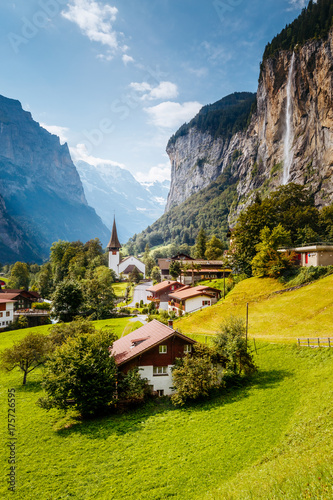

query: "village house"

left=108, top=217, right=145, bottom=278
left=0, top=298, right=15, bottom=329
left=158, top=253, right=194, bottom=279
left=0, top=289, right=48, bottom=327
left=179, top=260, right=231, bottom=285
left=168, top=285, right=221, bottom=316
left=146, top=280, right=184, bottom=311
left=111, top=319, right=196, bottom=396
left=278, top=243, right=333, bottom=267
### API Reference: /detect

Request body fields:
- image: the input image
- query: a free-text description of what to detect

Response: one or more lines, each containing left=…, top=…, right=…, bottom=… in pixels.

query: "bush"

left=32, top=302, right=51, bottom=310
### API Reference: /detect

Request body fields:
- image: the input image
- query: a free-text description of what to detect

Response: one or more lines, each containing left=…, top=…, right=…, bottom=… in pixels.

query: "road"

left=129, top=281, right=152, bottom=307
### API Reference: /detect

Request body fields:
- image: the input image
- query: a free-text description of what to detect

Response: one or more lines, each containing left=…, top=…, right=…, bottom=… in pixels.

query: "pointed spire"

left=107, top=217, right=121, bottom=250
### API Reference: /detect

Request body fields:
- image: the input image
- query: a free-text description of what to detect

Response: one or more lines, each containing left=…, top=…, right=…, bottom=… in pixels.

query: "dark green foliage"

left=168, top=92, right=256, bottom=145
left=212, top=316, right=256, bottom=376
left=282, top=265, right=333, bottom=286
left=117, top=368, right=150, bottom=401
left=0, top=332, right=53, bottom=385
left=38, top=329, right=118, bottom=417
left=8, top=261, right=30, bottom=290
left=48, top=318, right=96, bottom=346
left=51, top=280, right=84, bottom=322
left=169, top=261, right=182, bottom=280
left=231, top=184, right=322, bottom=275
left=129, top=267, right=142, bottom=283
left=195, top=228, right=207, bottom=259
left=263, top=0, right=333, bottom=60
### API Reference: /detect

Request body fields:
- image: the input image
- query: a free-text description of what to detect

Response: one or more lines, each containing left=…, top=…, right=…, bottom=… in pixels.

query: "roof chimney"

left=168, top=319, right=174, bottom=329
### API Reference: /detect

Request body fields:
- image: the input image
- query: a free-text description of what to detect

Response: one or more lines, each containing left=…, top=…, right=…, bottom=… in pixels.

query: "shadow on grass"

left=56, top=368, right=293, bottom=439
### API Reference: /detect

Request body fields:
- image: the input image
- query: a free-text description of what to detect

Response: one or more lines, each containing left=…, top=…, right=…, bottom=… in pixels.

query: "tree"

left=169, top=261, right=182, bottom=280
left=212, top=316, right=256, bottom=376
left=117, top=368, right=150, bottom=401
left=52, top=280, right=83, bottom=322
left=171, top=352, right=220, bottom=406
left=129, top=267, right=142, bottom=284
left=195, top=228, right=207, bottom=259
left=38, top=329, right=118, bottom=417
left=151, top=266, right=161, bottom=283
left=251, top=224, right=294, bottom=278
left=48, top=318, right=96, bottom=346
left=205, top=236, right=226, bottom=260
left=83, top=267, right=116, bottom=319
left=8, top=262, right=30, bottom=290
left=35, top=263, right=53, bottom=299
left=0, top=333, right=53, bottom=385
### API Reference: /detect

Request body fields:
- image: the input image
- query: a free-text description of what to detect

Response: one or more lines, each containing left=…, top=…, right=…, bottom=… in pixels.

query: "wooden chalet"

left=111, top=319, right=196, bottom=396
left=168, top=285, right=221, bottom=316
left=146, top=280, right=184, bottom=311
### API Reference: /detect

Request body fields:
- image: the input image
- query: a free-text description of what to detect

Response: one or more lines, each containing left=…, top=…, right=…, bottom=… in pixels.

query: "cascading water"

left=283, top=52, right=295, bottom=185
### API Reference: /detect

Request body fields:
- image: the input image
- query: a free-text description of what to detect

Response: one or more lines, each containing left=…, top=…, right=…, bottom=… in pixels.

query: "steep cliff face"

left=165, top=30, right=333, bottom=218
left=0, top=95, right=109, bottom=262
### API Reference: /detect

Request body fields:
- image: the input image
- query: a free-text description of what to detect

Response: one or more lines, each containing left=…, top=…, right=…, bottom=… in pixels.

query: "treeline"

left=168, top=92, right=256, bottom=146
left=230, top=183, right=333, bottom=276
left=263, top=0, right=333, bottom=60
left=126, top=169, right=237, bottom=255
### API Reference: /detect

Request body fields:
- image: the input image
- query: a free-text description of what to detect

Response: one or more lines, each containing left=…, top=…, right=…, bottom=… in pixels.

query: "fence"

left=297, top=337, right=333, bottom=348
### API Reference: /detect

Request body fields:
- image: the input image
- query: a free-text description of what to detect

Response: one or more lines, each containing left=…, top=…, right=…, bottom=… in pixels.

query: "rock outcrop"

left=165, top=30, right=333, bottom=219
left=0, top=95, right=109, bottom=262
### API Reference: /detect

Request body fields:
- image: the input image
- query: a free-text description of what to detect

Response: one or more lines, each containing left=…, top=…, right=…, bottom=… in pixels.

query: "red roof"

left=0, top=293, right=20, bottom=300
left=111, top=319, right=195, bottom=366
left=146, top=280, right=180, bottom=293
left=0, top=298, right=15, bottom=304
left=169, top=285, right=221, bottom=301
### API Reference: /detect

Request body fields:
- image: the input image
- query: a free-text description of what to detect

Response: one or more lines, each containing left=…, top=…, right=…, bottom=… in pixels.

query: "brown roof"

left=111, top=319, right=195, bottom=366
left=107, top=217, right=121, bottom=249
left=0, top=289, right=40, bottom=299
left=0, top=293, right=20, bottom=300
left=169, top=285, right=221, bottom=301
left=122, top=265, right=139, bottom=274
left=157, top=258, right=171, bottom=270
left=146, top=280, right=179, bottom=293
left=0, top=298, right=15, bottom=304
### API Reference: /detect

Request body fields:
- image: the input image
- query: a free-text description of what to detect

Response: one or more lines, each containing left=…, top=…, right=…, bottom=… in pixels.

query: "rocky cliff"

left=165, top=30, right=333, bottom=220
left=0, top=95, right=109, bottom=263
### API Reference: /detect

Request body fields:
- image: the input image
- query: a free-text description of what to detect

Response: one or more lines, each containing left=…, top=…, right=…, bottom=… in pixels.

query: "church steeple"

left=107, top=217, right=121, bottom=250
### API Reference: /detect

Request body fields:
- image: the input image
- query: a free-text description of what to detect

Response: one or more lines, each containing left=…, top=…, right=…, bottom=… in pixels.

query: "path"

left=128, top=281, right=152, bottom=307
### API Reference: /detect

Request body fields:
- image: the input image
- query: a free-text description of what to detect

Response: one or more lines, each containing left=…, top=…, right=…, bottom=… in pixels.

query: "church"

left=107, top=218, right=146, bottom=278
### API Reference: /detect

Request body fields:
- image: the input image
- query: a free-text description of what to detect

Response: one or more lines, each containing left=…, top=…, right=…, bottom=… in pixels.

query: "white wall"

left=119, top=256, right=146, bottom=278
left=0, top=302, right=14, bottom=328
left=109, top=250, right=120, bottom=276
left=138, top=365, right=174, bottom=396
left=185, top=295, right=211, bottom=314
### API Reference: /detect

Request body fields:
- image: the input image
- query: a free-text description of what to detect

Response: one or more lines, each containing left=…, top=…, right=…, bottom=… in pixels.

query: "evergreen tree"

left=195, top=228, right=207, bottom=259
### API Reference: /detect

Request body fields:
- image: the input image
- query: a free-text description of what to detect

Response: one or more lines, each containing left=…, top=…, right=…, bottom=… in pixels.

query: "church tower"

left=107, top=217, right=121, bottom=276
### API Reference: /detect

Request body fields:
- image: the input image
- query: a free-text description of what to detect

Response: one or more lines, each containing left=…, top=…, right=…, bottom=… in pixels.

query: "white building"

left=168, top=285, right=221, bottom=316
left=0, top=298, right=15, bottom=329
left=107, top=217, right=145, bottom=278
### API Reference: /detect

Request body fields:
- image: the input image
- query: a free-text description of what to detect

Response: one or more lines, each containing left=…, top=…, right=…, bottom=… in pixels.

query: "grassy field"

left=175, top=275, right=333, bottom=343
left=113, top=282, right=130, bottom=298
left=1, top=333, right=333, bottom=499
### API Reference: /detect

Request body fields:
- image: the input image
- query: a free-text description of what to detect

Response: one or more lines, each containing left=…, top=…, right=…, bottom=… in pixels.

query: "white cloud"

left=129, top=81, right=178, bottom=101
left=135, top=162, right=171, bottom=183
left=144, top=101, right=202, bottom=129
left=70, top=143, right=125, bottom=168
left=62, top=0, right=126, bottom=58
left=40, top=123, right=69, bottom=144
left=122, top=54, right=134, bottom=65
left=288, top=0, right=307, bottom=8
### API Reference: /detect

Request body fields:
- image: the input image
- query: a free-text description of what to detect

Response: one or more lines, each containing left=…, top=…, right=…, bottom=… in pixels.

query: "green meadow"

left=0, top=277, right=333, bottom=499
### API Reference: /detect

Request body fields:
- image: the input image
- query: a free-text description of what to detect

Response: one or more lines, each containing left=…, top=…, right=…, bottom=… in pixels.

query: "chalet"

left=180, top=260, right=231, bottom=285
left=146, top=280, right=184, bottom=311
left=278, top=243, right=333, bottom=267
left=0, top=290, right=48, bottom=327
left=111, top=319, right=196, bottom=396
left=0, top=298, right=15, bottom=329
left=168, top=285, right=221, bottom=316
left=158, top=254, right=193, bottom=279
left=108, top=217, right=146, bottom=278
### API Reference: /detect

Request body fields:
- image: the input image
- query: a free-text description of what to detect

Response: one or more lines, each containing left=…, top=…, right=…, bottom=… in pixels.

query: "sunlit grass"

left=176, top=275, right=333, bottom=343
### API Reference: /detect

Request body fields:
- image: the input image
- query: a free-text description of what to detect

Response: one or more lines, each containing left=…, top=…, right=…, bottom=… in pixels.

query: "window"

left=202, top=300, right=210, bottom=306
left=0, top=312, right=2, bottom=317
left=184, top=344, right=192, bottom=353
left=157, top=390, right=164, bottom=397
left=6, top=311, right=10, bottom=317
left=159, top=345, right=167, bottom=354
left=153, top=366, right=168, bottom=376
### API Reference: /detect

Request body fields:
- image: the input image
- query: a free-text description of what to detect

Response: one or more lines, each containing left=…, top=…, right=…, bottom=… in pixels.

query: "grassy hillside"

left=175, top=275, right=333, bottom=342
left=1, top=333, right=333, bottom=499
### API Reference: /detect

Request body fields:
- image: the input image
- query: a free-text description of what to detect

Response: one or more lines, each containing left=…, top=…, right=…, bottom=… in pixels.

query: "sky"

left=0, top=0, right=308, bottom=183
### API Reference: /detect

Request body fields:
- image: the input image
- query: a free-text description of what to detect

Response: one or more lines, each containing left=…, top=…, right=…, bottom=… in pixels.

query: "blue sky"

left=0, top=0, right=308, bottom=183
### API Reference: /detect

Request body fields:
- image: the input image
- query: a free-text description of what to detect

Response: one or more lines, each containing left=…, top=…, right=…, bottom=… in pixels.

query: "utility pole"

left=223, top=271, right=225, bottom=299
left=246, top=302, right=249, bottom=349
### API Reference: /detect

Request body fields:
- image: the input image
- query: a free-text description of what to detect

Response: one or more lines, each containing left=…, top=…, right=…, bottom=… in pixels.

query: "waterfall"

left=283, top=52, right=295, bottom=185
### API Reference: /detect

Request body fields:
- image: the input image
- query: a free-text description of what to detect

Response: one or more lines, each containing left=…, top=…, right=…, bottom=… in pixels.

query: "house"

left=108, top=217, right=146, bottom=278
left=146, top=280, right=184, bottom=311
left=0, top=290, right=48, bottom=327
left=0, top=298, right=15, bottom=329
left=158, top=254, right=194, bottom=279
left=278, top=243, right=333, bottom=267
left=168, top=285, right=221, bottom=316
left=111, top=319, right=196, bottom=396
left=179, top=260, right=231, bottom=285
